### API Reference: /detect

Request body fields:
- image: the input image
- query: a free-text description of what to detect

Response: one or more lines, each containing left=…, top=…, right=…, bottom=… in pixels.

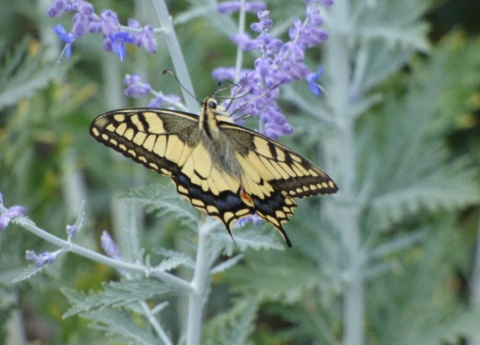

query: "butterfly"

left=89, top=97, right=338, bottom=247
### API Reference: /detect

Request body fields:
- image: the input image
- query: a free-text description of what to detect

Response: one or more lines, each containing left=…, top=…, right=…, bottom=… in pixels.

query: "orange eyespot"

left=239, top=188, right=254, bottom=207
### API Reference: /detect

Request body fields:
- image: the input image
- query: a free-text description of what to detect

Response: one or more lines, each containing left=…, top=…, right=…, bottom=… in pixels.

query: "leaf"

left=0, top=38, right=71, bottom=111
left=204, top=296, right=259, bottom=345
left=352, top=0, right=432, bottom=51
left=369, top=222, right=480, bottom=345
left=224, top=250, right=321, bottom=303
left=62, top=279, right=175, bottom=318
left=81, top=308, right=159, bottom=345
left=211, top=221, right=285, bottom=256
left=211, top=254, right=243, bottom=275
left=358, top=35, right=480, bottom=232
left=11, top=264, right=48, bottom=283
left=153, top=248, right=195, bottom=271
left=121, top=184, right=198, bottom=231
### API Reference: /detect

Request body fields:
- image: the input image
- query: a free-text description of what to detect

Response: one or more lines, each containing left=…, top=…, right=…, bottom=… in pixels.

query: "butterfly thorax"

left=199, top=97, right=243, bottom=179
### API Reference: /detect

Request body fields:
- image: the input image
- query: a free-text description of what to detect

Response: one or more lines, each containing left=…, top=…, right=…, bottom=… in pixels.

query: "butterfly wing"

left=89, top=108, right=201, bottom=176
left=172, top=142, right=255, bottom=232
left=221, top=123, right=338, bottom=245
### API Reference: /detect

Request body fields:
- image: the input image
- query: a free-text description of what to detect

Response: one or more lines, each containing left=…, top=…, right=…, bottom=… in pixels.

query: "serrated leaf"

left=82, top=308, right=159, bottom=345
left=11, top=264, right=48, bottom=283
left=153, top=248, right=195, bottom=271
left=358, top=36, right=480, bottom=232
left=225, top=250, right=320, bottom=303
left=62, top=279, right=175, bottom=318
left=204, top=296, right=259, bottom=345
left=121, top=184, right=198, bottom=231
left=211, top=254, right=243, bottom=275
left=211, top=222, right=285, bottom=256
left=352, top=0, right=432, bottom=51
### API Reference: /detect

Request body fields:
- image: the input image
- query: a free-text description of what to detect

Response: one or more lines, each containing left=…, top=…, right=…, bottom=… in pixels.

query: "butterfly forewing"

left=90, top=109, right=200, bottom=176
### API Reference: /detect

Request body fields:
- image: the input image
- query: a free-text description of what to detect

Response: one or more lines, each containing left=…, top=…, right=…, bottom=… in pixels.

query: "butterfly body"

left=90, top=97, right=338, bottom=247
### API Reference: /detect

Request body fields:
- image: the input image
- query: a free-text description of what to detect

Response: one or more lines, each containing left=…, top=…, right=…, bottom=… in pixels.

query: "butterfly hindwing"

left=172, top=142, right=255, bottom=232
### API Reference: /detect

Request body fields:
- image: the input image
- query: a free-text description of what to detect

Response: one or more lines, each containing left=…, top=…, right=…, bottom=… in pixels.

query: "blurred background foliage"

left=0, top=0, right=480, bottom=344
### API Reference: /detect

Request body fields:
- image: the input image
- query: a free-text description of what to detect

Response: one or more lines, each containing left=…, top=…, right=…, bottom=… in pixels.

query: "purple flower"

left=123, top=73, right=152, bottom=98
left=0, top=203, right=27, bottom=232
left=53, top=24, right=74, bottom=59
left=217, top=1, right=241, bottom=14
left=101, top=231, right=121, bottom=260
left=49, top=2, right=157, bottom=60
left=211, top=67, right=237, bottom=81
left=245, top=1, right=267, bottom=13
left=213, top=1, right=329, bottom=139
left=25, top=250, right=56, bottom=267
left=217, top=1, right=266, bottom=14
left=66, top=224, right=77, bottom=239
left=237, top=214, right=263, bottom=227
left=46, top=0, right=68, bottom=17
left=137, top=26, right=157, bottom=54
left=8, top=206, right=27, bottom=217
left=152, top=94, right=181, bottom=108
left=107, top=32, right=134, bottom=61
left=127, top=18, right=141, bottom=29
left=76, top=0, right=94, bottom=15
left=99, top=9, right=119, bottom=35
left=47, top=0, right=94, bottom=17
left=264, top=122, right=293, bottom=140
left=0, top=215, right=9, bottom=231
left=250, top=11, right=272, bottom=32
left=307, top=65, right=324, bottom=96
left=147, top=96, right=165, bottom=108
left=127, top=20, right=158, bottom=55
left=71, top=13, right=90, bottom=38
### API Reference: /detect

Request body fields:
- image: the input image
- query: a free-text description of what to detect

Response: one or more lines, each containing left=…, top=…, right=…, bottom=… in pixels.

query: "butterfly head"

left=202, top=97, right=234, bottom=124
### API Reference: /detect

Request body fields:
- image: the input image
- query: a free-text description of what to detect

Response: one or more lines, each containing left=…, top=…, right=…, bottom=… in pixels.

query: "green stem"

left=469, top=207, right=480, bottom=345
left=324, top=1, right=364, bottom=344
left=186, top=221, right=213, bottom=345
left=233, top=0, right=246, bottom=82
left=3, top=209, right=192, bottom=292
left=151, top=0, right=197, bottom=111
left=140, top=302, right=173, bottom=345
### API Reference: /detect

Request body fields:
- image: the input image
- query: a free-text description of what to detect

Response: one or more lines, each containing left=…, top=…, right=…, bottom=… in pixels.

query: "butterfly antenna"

left=218, top=77, right=249, bottom=112
left=162, top=69, right=201, bottom=103
left=229, top=80, right=285, bottom=120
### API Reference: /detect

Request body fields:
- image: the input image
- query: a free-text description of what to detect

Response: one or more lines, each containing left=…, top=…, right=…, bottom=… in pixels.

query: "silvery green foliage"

left=3, top=1, right=480, bottom=345
left=0, top=39, right=70, bottom=111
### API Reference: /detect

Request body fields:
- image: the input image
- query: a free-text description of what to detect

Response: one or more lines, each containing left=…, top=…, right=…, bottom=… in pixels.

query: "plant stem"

left=186, top=221, right=212, bottom=345
left=468, top=207, right=480, bottom=345
left=140, top=302, right=173, bottom=345
left=324, top=0, right=365, bottom=344
left=4, top=209, right=192, bottom=291
left=151, top=0, right=197, bottom=111
left=233, top=0, right=246, bottom=82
